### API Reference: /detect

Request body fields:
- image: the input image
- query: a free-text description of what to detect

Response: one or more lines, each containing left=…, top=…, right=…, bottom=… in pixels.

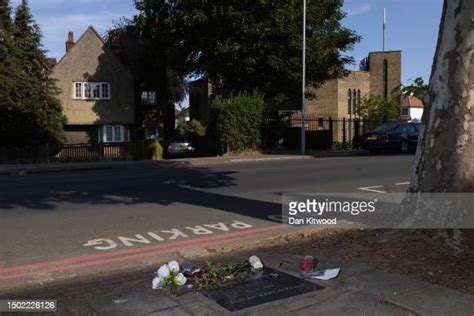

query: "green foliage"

left=176, top=119, right=206, bottom=139
left=193, top=261, right=256, bottom=289
left=211, top=92, right=264, bottom=153
left=0, top=0, right=66, bottom=146
left=398, top=77, right=427, bottom=100
left=135, top=140, right=163, bottom=160
left=178, top=0, right=360, bottom=107
left=331, top=141, right=353, bottom=151
left=162, top=268, right=179, bottom=295
left=356, top=94, right=400, bottom=124
left=113, top=0, right=359, bottom=124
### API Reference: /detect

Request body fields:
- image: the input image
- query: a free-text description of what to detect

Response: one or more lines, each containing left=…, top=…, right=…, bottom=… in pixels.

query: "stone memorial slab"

left=198, top=267, right=324, bottom=311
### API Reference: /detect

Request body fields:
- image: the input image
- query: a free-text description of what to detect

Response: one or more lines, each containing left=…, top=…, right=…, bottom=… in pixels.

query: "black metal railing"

left=261, top=117, right=397, bottom=150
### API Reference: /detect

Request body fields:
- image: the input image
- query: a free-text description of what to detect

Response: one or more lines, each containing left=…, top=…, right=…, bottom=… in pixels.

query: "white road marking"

left=357, top=185, right=386, bottom=194
left=83, top=220, right=253, bottom=250
left=395, top=182, right=410, bottom=186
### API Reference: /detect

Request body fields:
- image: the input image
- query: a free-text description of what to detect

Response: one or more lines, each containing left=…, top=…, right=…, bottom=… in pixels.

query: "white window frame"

left=74, top=82, right=82, bottom=98
left=102, top=125, right=125, bottom=143
left=141, top=90, right=156, bottom=105
left=73, top=82, right=111, bottom=100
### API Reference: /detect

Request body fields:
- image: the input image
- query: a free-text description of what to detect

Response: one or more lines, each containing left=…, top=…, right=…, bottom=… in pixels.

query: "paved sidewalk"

left=0, top=151, right=370, bottom=176
left=0, top=154, right=310, bottom=176
left=14, top=248, right=473, bottom=315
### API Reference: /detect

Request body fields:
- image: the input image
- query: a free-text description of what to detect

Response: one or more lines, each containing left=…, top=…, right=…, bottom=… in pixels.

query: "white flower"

left=249, top=255, right=263, bottom=269
left=168, top=261, right=180, bottom=273
left=176, top=273, right=187, bottom=285
left=158, top=264, right=170, bottom=278
left=152, top=276, right=164, bottom=289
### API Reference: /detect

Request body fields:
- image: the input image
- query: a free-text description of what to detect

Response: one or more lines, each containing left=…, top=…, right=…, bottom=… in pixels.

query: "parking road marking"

left=357, top=185, right=386, bottom=194
left=0, top=224, right=282, bottom=278
left=395, top=182, right=410, bottom=186
left=0, top=224, right=283, bottom=280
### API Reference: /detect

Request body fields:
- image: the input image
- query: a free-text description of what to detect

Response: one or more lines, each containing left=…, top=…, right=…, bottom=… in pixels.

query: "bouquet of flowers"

left=152, top=261, right=187, bottom=294
left=152, top=256, right=264, bottom=294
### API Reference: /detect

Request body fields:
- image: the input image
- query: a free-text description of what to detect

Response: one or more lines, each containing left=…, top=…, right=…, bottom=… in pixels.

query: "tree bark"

left=410, top=0, right=474, bottom=193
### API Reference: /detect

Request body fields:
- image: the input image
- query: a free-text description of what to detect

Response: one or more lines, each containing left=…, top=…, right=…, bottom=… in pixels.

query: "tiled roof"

left=401, top=95, right=424, bottom=108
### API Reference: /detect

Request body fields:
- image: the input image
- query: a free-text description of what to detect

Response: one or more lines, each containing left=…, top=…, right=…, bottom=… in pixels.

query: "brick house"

left=51, top=26, right=135, bottom=144
left=400, top=95, right=424, bottom=121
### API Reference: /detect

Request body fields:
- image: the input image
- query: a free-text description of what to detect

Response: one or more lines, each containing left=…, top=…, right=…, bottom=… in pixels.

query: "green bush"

left=176, top=119, right=207, bottom=139
left=135, top=140, right=163, bottom=160
left=356, top=94, right=400, bottom=130
left=211, top=91, right=264, bottom=153
left=331, top=141, right=353, bottom=151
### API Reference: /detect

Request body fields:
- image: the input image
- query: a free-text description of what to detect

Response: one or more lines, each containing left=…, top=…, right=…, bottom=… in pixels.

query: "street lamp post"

left=301, top=0, right=306, bottom=155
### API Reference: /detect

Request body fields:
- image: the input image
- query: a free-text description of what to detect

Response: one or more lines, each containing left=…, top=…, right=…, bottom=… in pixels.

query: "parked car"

left=361, top=122, right=420, bottom=154
left=165, top=140, right=195, bottom=158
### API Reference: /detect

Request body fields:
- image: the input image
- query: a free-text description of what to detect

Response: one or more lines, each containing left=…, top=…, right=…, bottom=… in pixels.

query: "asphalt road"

left=0, top=154, right=414, bottom=289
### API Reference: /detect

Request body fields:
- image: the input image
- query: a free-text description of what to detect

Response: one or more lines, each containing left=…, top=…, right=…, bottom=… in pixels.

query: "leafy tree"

left=111, top=1, right=193, bottom=140
left=398, top=77, right=428, bottom=100
left=179, top=0, right=360, bottom=108
left=356, top=94, right=400, bottom=127
left=0, top=0, right=66, bottom=146
left=211, top=91, right=264, bottom=153
left=0, top=0, right=26, bottom=146
left=0, top=0, right=11, bottom=31
left=0, top=0, right=17, bottom=101
left=109, top=0, right=359, bottom=136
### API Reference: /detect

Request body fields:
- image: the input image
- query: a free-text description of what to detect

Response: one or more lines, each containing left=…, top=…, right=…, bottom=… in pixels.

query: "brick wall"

left=306, top=79, right=338, bottom=118
left=368, top=51, right=401, bottom=101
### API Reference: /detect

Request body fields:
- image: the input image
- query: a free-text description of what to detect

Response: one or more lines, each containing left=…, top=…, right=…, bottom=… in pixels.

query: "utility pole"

left=301, top=0, right=306, bottom=155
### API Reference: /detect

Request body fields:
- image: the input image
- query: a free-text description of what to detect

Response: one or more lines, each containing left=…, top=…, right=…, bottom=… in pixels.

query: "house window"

left=73, top=82, right=111, bottom=100
left=101, top=83, right=109, bottom=99
left=402, top=107, right=409, bottom=116
left=145, top=127, right=159, bottom=140
left=383, top=59, right=388, bottom=99
left=84, top=83, right=91, bottom=98
left=92, top=84, right=100, bottom=98
left=348, top=89, right=352, bottom=115
left=103, top=125, right=124, bottom=143
left=75, top=83, right=82, bottom=98
left=141, top=91, right=156, bottom=105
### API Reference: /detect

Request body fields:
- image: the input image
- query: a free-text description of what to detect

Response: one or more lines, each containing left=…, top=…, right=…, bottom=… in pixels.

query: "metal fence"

left=0, top=142, right=139, bottom=165
left=261, top=117, right=396, bottom=150
left=1, top=118, right=395, bottom=165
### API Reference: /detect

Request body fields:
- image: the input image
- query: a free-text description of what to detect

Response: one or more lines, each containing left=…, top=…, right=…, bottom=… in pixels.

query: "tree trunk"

left=410, top=0, right=474, bottom=193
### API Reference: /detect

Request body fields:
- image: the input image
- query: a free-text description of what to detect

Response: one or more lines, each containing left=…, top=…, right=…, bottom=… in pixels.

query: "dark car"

left=361, top=122, right=420, bottom=154
left=164, top=140, right=195, bottom=158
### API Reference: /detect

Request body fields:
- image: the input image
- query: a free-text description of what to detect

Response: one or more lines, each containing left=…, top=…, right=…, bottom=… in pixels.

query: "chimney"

left=65, top=31, right=74, bottom=53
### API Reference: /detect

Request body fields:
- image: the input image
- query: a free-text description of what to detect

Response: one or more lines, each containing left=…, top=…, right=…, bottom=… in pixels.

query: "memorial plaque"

left=198, top=267, right=324, bottom=311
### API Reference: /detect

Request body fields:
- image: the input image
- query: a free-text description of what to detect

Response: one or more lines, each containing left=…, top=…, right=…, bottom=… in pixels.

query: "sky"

left=12, top=0, right=443, bottom=86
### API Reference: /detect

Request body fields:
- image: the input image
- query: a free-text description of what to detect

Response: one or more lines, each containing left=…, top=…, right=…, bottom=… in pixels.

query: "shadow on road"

left=0, top=162, right=281, bottom=222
